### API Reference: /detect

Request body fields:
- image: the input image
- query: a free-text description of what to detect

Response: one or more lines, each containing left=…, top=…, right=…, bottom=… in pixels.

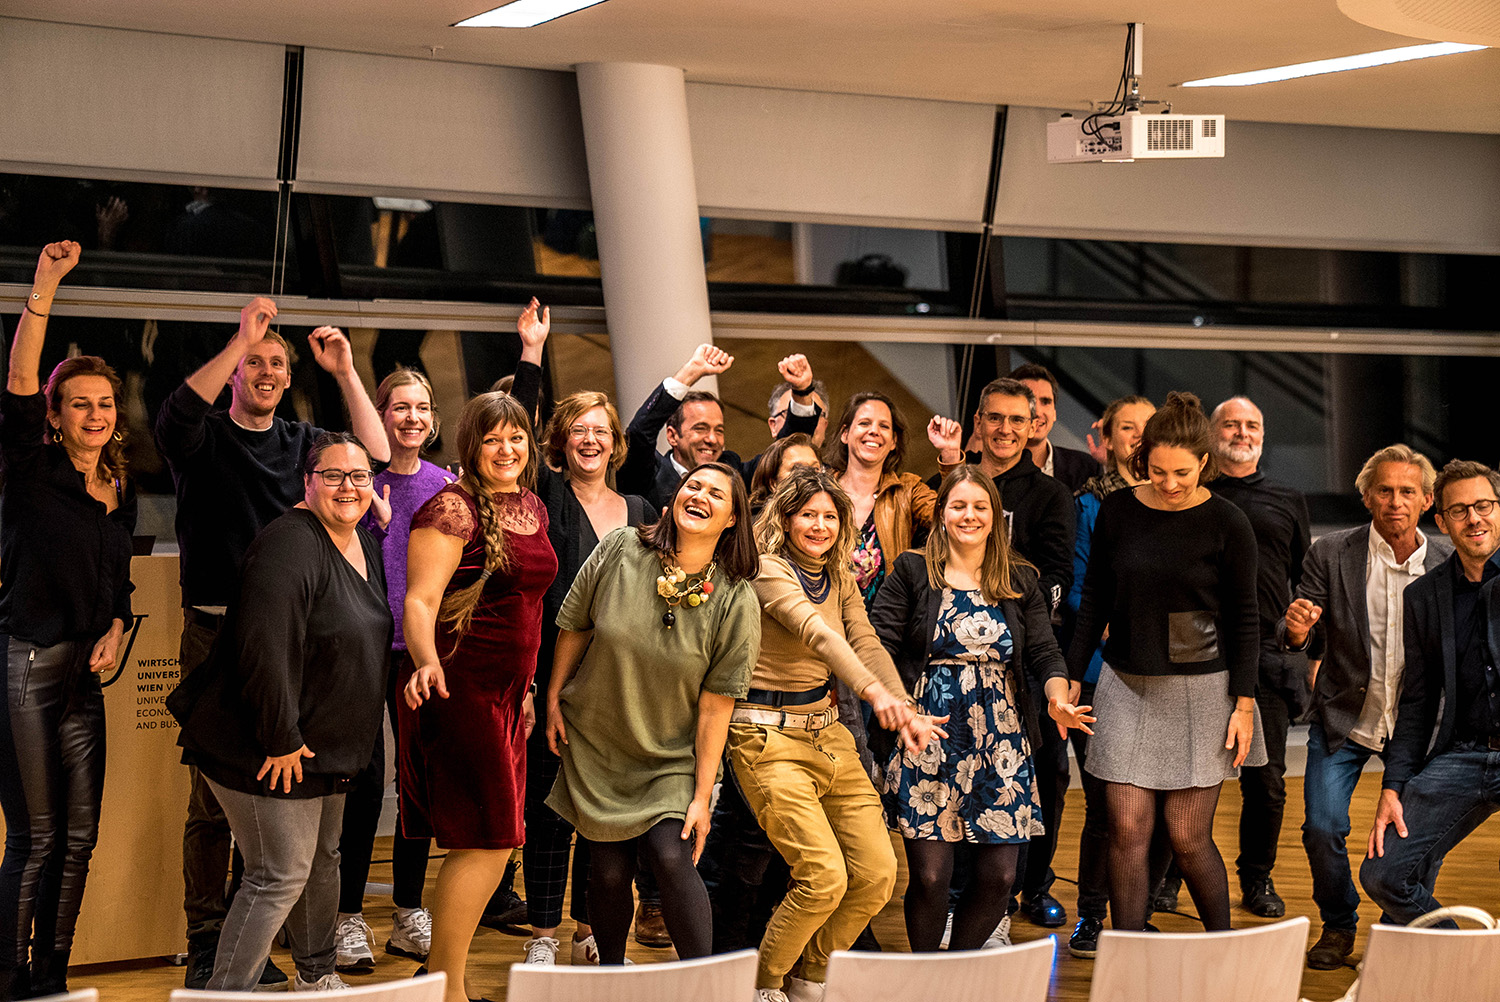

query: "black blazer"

left=1277, top=523, right=1452, bottom=751
left=1050, top=445, right=1100, bottom=494
left=1384, top=553, right=1500, bottom=793
left=868, top=549, right=1068, bottom=755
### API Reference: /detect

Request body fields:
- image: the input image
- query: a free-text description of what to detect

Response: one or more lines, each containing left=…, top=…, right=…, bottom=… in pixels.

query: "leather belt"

left=730, top=704, right=839, bottom=732
left=742, top=681, right=830, bottom=708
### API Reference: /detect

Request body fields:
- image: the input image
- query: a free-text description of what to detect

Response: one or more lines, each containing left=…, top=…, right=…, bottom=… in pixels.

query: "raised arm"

left=618, top=344, right=733, bottom=495
left=185, top=297, right=278, bottom=405
left=308, top=326, right=390, bottom=463
left=8, top=242, right=81, bottom=396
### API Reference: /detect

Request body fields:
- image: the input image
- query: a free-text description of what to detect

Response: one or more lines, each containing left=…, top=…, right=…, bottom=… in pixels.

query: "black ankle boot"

left=3, top=961, right=32, bottom=1002
left=29, top=949, right=69, bottom=998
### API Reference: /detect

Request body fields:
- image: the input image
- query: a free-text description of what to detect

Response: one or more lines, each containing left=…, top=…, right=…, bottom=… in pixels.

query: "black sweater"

left=0, top=390, right=136, bottom=645
left=172, top=509, right=392, bottom=797
left=1212, top=472, right=1311, bottom=648
left=154, top=382, right=327, bottom=608
left=1067, top=488, right=1260, bottom=698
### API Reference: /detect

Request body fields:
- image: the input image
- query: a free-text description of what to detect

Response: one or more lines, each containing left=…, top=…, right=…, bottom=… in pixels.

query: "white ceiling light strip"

left=1180, top=41, right=1485, bottom=87
left=454, top=0, right=608, bottom=28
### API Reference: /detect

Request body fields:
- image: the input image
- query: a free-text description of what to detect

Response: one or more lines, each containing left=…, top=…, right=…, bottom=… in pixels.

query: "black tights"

left=1106, top=782, right=1230, bottom=931
left=589, top=819, right=712, bottom=964
left=903, top=840, right=1020, bottom=952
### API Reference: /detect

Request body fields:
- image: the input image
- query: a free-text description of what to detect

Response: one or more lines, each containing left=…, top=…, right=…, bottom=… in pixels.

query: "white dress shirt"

left=1347, top=528, right=1428, bottom=750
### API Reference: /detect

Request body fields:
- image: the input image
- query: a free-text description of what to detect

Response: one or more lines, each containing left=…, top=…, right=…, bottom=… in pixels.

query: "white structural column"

left=575, top=62, right=714, bottom=411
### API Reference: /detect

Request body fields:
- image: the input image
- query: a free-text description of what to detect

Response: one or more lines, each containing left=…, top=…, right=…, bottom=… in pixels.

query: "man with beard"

left=155, top=297, right=388, bottom=988
left=1209, top=397, right=1311, bottom=919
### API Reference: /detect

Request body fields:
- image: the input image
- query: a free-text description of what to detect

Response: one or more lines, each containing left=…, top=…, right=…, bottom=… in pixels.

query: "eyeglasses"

left=1441, top=498, right=1498, bottom=521
left=313, top=469, right=374, bottom=487
left=568, top=426, right=611, bottom=442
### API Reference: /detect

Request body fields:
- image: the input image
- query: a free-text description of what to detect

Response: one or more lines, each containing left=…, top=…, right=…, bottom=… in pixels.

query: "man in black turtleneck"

left=1210, top=395, right=1311, bottom=920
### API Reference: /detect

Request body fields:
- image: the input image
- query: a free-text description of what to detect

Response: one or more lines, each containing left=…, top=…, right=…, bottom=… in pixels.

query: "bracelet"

left=23, top=303, right=49, bottom=318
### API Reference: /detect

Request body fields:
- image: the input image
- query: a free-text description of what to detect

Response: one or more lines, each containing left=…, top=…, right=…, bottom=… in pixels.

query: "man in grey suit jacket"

left=1277, top=444, right=1451, bottom=970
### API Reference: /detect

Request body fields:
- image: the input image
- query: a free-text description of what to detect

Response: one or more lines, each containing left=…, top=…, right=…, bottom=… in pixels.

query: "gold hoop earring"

left=112, top=431, right=123, bottom=443
left=51, top=430, right=62, bottom=443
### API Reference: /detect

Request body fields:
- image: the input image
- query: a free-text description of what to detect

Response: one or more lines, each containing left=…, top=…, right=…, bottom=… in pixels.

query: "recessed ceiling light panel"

left=454, top=0, right=609, bottom=28
left=1180, top=41, right=1486, bottom=87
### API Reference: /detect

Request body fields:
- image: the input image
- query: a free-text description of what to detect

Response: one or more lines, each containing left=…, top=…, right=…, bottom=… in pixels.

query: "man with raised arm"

left=155, top=297, right=388, bottom=989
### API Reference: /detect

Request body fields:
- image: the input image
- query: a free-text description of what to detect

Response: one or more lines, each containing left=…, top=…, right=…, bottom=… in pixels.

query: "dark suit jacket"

left=1049, top=444, right=1100, bottom=494
left=867, top=549, right=1068, bottom=758
left=1277, top=523, right=1452, bottom=751
left=620, top=380, right=818, bottom=513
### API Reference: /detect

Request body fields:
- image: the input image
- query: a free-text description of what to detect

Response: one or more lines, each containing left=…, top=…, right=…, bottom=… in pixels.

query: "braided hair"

left=438, top=391, right=539, bottom=638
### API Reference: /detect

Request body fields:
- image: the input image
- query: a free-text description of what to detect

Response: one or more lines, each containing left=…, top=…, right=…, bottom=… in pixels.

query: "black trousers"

left=1015, top=716, right=1069, bottom=902
left=0, top=636, right=105, bottom=998
left=521, top=733, right=590, bottom=930
left=179, top=620, right=234, bottom=948
left=1236, top=684, right=1294, bottom=883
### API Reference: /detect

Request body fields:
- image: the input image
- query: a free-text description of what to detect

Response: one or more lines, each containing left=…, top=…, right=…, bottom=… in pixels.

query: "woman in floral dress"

left=870, top=466, right=1092, bottom=952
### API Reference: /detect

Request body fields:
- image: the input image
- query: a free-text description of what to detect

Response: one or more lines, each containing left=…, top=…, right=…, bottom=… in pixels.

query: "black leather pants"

left=0, top=636, right=106, bottom=1000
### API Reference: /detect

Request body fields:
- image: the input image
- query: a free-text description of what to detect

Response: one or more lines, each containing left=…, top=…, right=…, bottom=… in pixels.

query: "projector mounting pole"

left=1124, top=22, right=1145, bottom=112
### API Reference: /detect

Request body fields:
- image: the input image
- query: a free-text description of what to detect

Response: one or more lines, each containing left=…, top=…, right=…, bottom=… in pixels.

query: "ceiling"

left=5, top=0, right=1499, bottom=133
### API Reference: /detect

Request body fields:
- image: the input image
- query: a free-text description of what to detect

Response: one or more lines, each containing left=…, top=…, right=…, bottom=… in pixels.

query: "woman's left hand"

left=1048, top=697, right=1096, bottom=738
left=681, top=796, right=712, bottom=864
left=522, top=691, right=536, bottom=739
left=1225, top=705, right=1255, bottom=768
left=88, top=620, right=126, bottom=673
left=898, top=713, right=950, bottom=755
left=865, top=681, right=915, bottom=733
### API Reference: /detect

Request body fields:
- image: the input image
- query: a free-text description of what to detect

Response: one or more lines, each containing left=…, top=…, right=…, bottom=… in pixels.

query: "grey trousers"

left=204, top=779, right=344, bottom=990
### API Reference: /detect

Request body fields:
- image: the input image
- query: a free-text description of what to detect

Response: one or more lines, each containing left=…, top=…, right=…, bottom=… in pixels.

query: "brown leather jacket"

left=871, top=471, right=938, bottom=562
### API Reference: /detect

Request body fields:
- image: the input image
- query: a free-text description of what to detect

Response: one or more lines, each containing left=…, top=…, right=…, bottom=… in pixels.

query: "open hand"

left=898, top=714, right=950, bottom=755
left=518, top=297, right=550, bottom=351
left=257, top=745, right=315, bottom=793
left=1049, top=697, right=1096, bottom=738
left=681, top=796, right=712, bottom=864
left=1367, top=789, right=1408, bottom=858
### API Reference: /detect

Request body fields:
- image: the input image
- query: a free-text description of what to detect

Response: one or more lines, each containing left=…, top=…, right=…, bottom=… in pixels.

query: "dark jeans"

left=0, top=637, right=105, bottom=998
left=1302, top=722, right=1380, bottom=930
left=1360, top=748, right=1500, bottom=925
left=1237, top=685, right=1293, bottom=883
left=338, top=657, right=431, bottom=914
left=179, top=620, right=233, bottom=946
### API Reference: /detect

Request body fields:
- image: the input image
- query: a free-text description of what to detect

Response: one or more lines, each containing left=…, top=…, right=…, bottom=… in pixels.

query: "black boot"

left=29, top=948, right=69, bottom=998
left=3, top=960, right=32, bottom=1002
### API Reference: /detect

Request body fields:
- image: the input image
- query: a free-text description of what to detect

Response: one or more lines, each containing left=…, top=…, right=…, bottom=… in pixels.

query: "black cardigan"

left=868, top=549, right=1068, bottom=754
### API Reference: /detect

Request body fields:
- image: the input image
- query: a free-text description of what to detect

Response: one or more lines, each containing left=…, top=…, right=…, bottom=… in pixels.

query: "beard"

left=1219, top=440, right=1262, bottom=465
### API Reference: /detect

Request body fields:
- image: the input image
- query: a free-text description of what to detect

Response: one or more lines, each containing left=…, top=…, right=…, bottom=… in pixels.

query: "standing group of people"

left=3, top=239, right=1497, bottom=1002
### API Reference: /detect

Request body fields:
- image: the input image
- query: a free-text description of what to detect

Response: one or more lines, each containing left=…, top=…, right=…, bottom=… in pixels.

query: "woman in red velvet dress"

left=401, top=391, right=557, bottom=1002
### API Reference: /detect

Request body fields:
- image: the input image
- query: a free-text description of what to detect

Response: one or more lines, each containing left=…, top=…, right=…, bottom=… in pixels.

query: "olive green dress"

left=546, top=527, right=760, bottom=842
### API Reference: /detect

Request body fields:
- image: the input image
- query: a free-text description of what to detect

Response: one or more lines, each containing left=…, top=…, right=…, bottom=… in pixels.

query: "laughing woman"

left=732, top=467, right=946, bottom=1002
left=0, top=242, right=136, bottom=999
left=546, top=462, right=761, bottom=966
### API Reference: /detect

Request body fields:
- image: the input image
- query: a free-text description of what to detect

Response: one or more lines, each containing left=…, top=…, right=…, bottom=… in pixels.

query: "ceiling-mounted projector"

left=1049, top=22, right=1226, bottom=164
left=1048, top=111, right=1225, bottom=163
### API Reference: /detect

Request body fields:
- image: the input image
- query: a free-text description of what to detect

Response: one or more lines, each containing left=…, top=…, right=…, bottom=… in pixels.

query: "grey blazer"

left=1276, top=523, right=1452, bottom=751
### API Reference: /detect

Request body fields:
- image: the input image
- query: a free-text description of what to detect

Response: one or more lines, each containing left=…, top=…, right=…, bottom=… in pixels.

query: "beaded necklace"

left=787, top=552, right=831, bottom=603
left=656, top=556, right=716, bottom=629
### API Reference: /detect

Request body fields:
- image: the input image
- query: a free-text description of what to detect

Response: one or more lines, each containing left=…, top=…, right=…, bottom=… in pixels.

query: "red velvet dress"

left=397, top=485, right=558, bottom=849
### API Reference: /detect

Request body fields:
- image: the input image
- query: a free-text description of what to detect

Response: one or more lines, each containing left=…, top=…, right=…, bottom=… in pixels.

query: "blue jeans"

left=1360, top=748, right=1500, bottom=924
left=1301, top=722, right=1380, bottom=930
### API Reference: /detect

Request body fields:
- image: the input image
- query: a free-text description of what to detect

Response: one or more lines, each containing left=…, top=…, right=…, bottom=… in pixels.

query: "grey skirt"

left=1084, top=664, right=1268, bottom=790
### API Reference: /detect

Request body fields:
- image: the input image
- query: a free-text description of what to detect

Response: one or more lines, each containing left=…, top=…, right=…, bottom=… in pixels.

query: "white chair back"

left=507, top=949, right=758, bottom=1002
left=30, top=990, right=98, bottom=1002
left=825, top=938, right=1054, bottom=1002
left=1356, top=924, right=1500, bottom=1002
left=171, top=971, right=446, bottom=1001
left=1088, top=917, right=1309, bottom=1002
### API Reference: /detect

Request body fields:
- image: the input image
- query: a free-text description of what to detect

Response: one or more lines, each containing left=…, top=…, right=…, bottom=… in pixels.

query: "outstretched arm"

left=8, top=242, right=81, bottom=396
left=185, top=297, right=278, bottom=405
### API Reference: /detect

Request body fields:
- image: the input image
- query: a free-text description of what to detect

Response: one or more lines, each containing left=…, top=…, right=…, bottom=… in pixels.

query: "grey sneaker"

left=386, top=907, right=431, bottom=961
left=334, top=914, right=375, bottom=972
left=983, top=914, right=1012, bottom=949
left=294, top=972, right=352, bottom=991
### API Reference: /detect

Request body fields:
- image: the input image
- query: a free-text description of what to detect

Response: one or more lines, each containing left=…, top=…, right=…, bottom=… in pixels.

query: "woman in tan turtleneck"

left=728, top=467, right=946, bottom=1002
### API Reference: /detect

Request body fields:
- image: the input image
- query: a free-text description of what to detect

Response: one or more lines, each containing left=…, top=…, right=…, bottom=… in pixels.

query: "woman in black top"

left=171, top=433, right=392, bottom=991
left=1066, top=392, right=1263, bottom=932
left=0, top=242, right=136, bottom=999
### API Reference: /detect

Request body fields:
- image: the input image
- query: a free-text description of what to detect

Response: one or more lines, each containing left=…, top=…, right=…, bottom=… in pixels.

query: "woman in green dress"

left=545, top=461, right=761, bottom=965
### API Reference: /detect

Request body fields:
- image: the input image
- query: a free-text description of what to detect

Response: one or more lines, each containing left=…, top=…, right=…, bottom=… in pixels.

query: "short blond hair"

left=1355, top=444, right=1437, bottom=496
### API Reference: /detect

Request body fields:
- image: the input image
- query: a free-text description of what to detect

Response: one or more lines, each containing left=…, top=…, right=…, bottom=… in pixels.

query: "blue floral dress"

left=883, top=588, right=1044, bottom=843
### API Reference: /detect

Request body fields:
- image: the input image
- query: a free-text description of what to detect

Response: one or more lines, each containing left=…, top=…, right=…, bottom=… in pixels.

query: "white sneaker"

left=754, top=991, right=790, bottom=1002
left=334, top=914, right=375, bottom=972
left=784, top=976, right=825, bottom=1002
left=386, top=907, right=431, bottom=961
left=939, top=911, right=954, bottom=949
left=524, top=936, right=561, bottom=965
left=570, top=934, right=599, bottom=965
left=983, top=914, right=1012, bottom=949
left=294, top=972, right=352, bottom=991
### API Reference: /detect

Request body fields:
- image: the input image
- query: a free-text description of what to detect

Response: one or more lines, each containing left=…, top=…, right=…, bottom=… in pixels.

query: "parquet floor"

left=73, top=774, right=1500, bottom=1001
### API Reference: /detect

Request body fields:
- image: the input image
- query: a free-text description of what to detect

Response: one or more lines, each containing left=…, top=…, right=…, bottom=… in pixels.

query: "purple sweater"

left=361, top=459, right=451, bottom=650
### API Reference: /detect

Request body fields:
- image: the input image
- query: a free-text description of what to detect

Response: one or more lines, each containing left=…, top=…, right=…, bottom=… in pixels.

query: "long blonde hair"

left=439, top=392, right=538, bottom=638
left=924, top=466, right=1031, bottom=604
left=753, top=466, right=856, bottom=591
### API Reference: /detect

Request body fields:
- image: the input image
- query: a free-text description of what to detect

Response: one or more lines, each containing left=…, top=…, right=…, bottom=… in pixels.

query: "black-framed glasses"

left=1441, top=498, right=1498, bottom=521
left=313, top=469, right=374, bottom=487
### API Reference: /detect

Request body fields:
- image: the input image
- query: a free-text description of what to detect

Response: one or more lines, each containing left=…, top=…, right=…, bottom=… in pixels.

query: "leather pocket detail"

left=1168, top=611, right=1219, bottom=663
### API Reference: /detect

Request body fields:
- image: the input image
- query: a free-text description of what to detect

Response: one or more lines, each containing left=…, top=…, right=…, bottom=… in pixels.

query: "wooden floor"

left=73, top=774, right=1500, bottom=1001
